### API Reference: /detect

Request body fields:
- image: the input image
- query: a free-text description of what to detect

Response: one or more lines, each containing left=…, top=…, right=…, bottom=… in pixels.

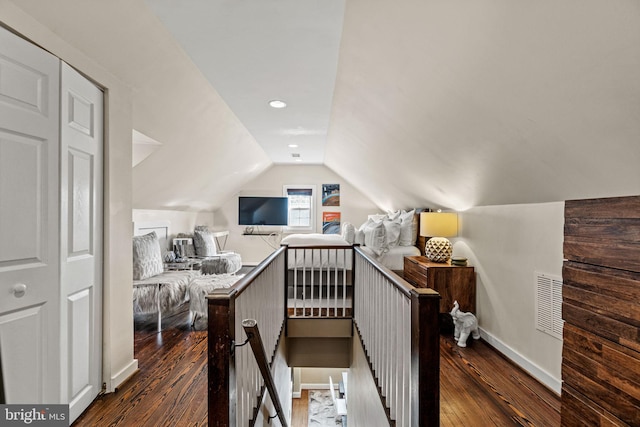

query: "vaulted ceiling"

left=8, top=0, right=640, bottom=212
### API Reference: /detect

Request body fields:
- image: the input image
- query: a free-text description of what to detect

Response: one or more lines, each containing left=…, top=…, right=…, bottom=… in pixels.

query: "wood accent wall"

left=562, top=195, right=640, bottom=426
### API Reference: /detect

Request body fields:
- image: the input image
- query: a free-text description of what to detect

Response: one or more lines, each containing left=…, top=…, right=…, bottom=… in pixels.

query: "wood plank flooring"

left=73, top=307, right=208, bottom=426
left=73, top=305, right=560, bottom=426
left=291, top=389, right=310, bottom=427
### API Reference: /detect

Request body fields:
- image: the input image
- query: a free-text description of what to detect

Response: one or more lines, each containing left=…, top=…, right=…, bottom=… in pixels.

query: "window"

left=283, top=185, right=316, bottom=232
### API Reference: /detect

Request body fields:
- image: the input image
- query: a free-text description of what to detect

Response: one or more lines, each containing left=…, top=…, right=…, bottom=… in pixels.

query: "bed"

left=132, top=222, right=243, bottom=330
left=189, top=273, right=245, bottom=329
left=359, top=245, right=420, bottom=271
left=281, top=210, right=422, bottom=316
left=281, top=210, right=420, bottom=307
left=281, top=208, right=422, bottom=272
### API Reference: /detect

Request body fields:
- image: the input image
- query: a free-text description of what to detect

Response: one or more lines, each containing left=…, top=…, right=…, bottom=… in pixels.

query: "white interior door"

left=0, top=26, right=61, bottom=403
left=60, top=62, right=103, bottom=422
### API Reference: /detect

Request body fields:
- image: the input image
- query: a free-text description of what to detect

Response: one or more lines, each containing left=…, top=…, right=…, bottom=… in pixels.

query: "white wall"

left=0, top=1, right=136, bottom=392
left=298, top=367, right=346, bottom=389
left=348, top=335, right=389, bottom=426
left=254, top=331, right=292, bottom=427
left=132, top=209, right=215, bottom=248
left=454, top=201, right=564, bottom=393
left=214, top=165, right=382, bottom=265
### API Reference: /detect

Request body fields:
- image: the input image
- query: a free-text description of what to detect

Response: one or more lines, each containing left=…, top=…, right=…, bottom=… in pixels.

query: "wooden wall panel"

left=562, top=195, right=640, bottom=426
left=561, top=385, right=627, bottom=427
left=564, top=196, right=640, bottom=273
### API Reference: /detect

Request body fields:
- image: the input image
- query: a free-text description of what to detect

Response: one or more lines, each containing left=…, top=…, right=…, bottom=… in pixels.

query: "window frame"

left=283, top=184, right=316, bottom=233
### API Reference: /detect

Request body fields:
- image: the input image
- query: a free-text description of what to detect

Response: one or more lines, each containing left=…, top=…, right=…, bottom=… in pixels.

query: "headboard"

left=133, top=220, right=171, bottom=251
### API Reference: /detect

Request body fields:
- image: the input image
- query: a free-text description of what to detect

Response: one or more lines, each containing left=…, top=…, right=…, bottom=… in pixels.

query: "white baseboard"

left=292, top=391, right=302, bottom=399
left=479, top=328, right=561, bottom=394
left=109, top=358, right=139, bottom=392
left=301, top=383, right=332, bottom=390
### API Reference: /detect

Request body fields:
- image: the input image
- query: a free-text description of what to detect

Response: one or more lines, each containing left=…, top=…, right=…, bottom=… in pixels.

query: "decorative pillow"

left=367, top=213, right=388, bottom=222
left=363, top=220, right=387, bottom=256
left=387, top=210, right=401, bottom=221
left=341, top=222, right=356, bottom=244
left=193, top=227, right=217, bottom=257
left=132, top=231, right=163, bottom=280
left=355, top=219, right=371, bottom=246
left=398, top=209, right=416, bottom=246
left=383, top=218, right=402, bottom=248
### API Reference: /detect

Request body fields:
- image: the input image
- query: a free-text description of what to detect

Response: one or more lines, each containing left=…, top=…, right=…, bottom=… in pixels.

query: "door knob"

left=12, top=283, right=27, bottom=298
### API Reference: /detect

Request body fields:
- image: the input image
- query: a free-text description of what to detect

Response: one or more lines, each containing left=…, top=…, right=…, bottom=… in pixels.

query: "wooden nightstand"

left=403, top=256, right=476, bottom=314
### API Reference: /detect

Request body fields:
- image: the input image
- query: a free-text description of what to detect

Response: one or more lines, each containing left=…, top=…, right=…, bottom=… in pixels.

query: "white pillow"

left=132, top=232, right=163, bottom=280
left=355, top=229, right=365, bottom=246
left=193, top=228, right=217, bottom=257
left=398, top=209, right=416, bottom=246
left=383, top=218, right=401, bottom=248
left=367, top=213, right=388, bottom=222
left=341, top=222, right=356, bottom=244
left=387, top=210, right=401, bottom=221
left=363, top=220, right=386, bottom=256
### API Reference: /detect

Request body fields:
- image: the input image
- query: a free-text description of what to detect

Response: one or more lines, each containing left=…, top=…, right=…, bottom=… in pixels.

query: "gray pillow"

left=193, top=227, right=217, bottom=257
left=133, top=232, right=163, bottom=280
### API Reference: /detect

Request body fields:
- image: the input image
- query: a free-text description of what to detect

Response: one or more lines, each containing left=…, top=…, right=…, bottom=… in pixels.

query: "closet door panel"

left=60, top=62, right=103, bottom=422
left=0, top=132, right=43, bottom=266
left=0, top=305, right=47, bottom=403
left=0, top=25, right=60, bottom=404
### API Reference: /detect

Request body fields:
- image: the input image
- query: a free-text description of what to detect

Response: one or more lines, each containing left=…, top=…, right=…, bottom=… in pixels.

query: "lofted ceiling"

left=6, top=0, right=640, bottom=212
left=145, top=0, right=345, bottom=165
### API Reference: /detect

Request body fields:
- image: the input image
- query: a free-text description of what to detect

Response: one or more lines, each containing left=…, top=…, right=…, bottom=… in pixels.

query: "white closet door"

left=0, top=26, right=61, bottom=403
left=60, top=62, right=103, bottom=422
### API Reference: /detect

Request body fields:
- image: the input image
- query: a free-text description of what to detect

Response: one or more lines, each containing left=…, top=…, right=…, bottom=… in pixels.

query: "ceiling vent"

left=291, top=153, right=301, bottom=158
left=535, top=272, right=563, bottom=340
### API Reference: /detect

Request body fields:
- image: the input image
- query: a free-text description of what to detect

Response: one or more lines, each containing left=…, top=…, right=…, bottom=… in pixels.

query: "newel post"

left=208, top=289, right=237, bottom=427
left=411, top=287, right=440, bottom=426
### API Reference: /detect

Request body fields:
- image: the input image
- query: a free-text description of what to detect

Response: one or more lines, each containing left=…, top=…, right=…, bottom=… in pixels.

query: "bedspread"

left=188, top=273, right=246, bottom=319
left=133, top=270, right=199, bottom=314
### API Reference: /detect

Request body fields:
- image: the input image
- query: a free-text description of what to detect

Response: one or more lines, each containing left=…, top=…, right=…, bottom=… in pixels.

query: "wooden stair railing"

left=208, top=247, right=286, bottom=427
left=353, top=247, right=441, bottom=426
left=241, top=319, right=288, bottom=427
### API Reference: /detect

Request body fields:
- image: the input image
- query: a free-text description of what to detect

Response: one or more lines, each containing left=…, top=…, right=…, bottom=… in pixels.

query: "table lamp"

left=420, top=211, right=458, bottom=263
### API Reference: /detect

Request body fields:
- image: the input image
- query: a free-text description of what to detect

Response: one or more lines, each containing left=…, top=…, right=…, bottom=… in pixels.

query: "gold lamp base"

left=425, top=237, right=452, bottom=263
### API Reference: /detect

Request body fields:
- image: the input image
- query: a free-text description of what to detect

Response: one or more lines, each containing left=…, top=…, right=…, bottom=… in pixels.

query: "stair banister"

left=241, top=319, right=288, bottom=427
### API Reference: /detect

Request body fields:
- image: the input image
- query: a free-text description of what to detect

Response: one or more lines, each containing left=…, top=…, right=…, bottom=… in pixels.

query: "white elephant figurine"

left=450, top=300, right=480, bottom=347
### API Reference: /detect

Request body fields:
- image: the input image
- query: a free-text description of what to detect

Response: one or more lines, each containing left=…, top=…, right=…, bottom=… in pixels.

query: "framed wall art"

left=322, top=184, right=340, bottom=206
left=322, top=212, right=341, bottom=234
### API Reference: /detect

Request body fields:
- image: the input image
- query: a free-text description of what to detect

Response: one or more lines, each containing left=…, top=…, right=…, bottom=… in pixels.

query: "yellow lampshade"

left=420, top=212, right=458, bottom=238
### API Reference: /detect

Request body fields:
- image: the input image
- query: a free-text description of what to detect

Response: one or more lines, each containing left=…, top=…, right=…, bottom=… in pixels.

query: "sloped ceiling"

left=7, top=0, right=639, bottom=212
left=6, top=0, right=272, bottom=211
left=326, top=0, right=640, bottom=210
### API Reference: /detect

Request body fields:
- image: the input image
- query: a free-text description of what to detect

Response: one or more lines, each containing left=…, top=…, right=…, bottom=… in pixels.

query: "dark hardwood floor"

left=73, top=307, right=208, bottom=426
left=73, top=305, right=560, bottom=426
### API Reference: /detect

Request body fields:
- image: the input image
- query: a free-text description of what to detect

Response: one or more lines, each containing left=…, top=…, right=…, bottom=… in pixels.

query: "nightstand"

left=403, top=256, right=476, bottom=314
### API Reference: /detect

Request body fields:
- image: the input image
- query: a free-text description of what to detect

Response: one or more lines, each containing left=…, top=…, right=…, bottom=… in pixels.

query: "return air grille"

left=535, top=272, right=563, bottom=340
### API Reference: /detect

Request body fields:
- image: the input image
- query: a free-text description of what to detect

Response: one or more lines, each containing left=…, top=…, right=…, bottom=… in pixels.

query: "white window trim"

left=283, top=184, right=316, bottom=233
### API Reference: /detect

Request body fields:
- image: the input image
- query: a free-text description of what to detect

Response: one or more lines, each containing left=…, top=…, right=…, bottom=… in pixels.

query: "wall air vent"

left=535, top=272, right=563, bottom=340
left=291, top=153, right=301, bottom=158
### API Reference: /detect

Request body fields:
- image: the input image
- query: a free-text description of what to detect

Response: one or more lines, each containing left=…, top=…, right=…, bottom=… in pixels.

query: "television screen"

left=238, top=196, right=289, bottom=226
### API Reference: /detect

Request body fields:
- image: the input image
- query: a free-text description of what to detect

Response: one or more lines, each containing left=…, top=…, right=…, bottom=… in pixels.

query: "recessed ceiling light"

left=288, top=144, right=298, bottom=148
left=269, top=100, right=287, bottom=109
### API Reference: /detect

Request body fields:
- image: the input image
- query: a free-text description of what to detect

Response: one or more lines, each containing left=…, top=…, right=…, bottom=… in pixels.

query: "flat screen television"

left=238, top=196, right=289, bottom=226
